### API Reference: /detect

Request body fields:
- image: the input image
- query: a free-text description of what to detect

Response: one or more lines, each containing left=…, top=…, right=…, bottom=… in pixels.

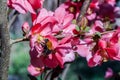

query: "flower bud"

left=22, top=22, right=30, bottom=36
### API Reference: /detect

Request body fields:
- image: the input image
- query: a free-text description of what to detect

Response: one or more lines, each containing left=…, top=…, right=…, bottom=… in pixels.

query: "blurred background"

left=8, top=0, right=120, bottom=80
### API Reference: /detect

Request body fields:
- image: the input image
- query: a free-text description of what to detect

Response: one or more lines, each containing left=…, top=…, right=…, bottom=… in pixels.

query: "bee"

left=40, top=39, right=52, bottom=56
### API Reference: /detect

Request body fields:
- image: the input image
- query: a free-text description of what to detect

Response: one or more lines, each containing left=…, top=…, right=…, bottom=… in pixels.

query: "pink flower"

left=7, top=0, right=44, bottom=14
left=89, top=20, right=104, bottom=34
left=27, top=65, right=44, bottom=76
left=52, top=7, right=75, bottom=34
left=28, top=0, right=44, bottom=10
left=87, top=0, right=119, bottom=21
left=105, top=68, right=113, bottom=78
left=28, top=17, right=75, bottom=76
left=88, top=29, right=120, bottom=67
left=71, top=38, right=92, bottom=62
left=29, top=35, right=73, bottom=69
left=22, top=22, right=30, bottom=35
left=60, top=0, right=83, bottom=18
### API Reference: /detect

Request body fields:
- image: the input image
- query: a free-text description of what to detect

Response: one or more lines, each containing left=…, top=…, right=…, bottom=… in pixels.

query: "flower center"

left=37, top=35, right=44, bottom=43
left=69, top=6, right=75, bottom=13
left=101, top=50, right=108, bottom=62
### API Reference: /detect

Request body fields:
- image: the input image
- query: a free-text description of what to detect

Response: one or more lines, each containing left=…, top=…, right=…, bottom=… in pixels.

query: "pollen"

left=37, top=35, right=44, bottom=43
left=69, top=6, right=75, bottom=13
left=103, top=57, right=108, bottom=62
left=35, top=67, right=42, bottom=71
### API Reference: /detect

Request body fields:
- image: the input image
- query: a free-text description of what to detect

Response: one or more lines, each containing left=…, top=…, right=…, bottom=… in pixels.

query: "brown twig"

left=85, top=30, right=117, bottom=38
left=101, top=30, right=116, bottom=35
left=77, top=0, right=91, bottom=26
left=10, top=36, right=28, bottom=45
left=57, top=0, right=60, bottom=7
left=8, top=13, right=18, bottom=30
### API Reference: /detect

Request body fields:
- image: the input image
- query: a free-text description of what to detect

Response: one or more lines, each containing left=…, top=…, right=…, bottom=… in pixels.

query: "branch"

left=8, top=13, right=18, bottom=29
left=44, top=70, right=52, bottom=80
left=101, top=30, right=116, bottom=35
left=57, top=0, right=60, bottom=7
left=0, top=0, right=11, bottom=80
left=10, top=36, right=28, bottom=45
left=85, top=30, right=117, bottom=38
left=77, top=0, right=91, bottom=26
left=61, top=64, right=70, bottom=80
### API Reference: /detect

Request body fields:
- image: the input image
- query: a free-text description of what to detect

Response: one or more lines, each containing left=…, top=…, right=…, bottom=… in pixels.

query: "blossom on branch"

left=7, top=0, right=44, bottom=14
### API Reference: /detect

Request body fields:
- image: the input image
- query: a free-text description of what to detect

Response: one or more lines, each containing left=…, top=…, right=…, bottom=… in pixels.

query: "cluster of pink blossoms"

left=7, top=0, right=120, bottom=76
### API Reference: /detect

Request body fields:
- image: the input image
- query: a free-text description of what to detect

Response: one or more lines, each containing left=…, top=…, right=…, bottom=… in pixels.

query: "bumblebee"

left=41, top=39, right=53, bottom=56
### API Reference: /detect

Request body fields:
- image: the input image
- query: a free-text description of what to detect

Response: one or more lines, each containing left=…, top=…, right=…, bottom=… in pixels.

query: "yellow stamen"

left=103, top=57, right=108, bottom=62
left=37, top=35, right=44, bottom=43
left=69, top=7, right=75, bottom=13
left=35, top=67, right=42, bottom=71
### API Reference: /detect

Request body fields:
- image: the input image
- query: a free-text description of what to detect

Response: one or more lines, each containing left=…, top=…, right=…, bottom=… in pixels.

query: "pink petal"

left=63, top=24, right=76, bottom=34
left=27, top=65, right=44, bottom=76
left=28, top=0, right=42, bottom=9
left=24, top=0, right=36, bottom=14
left=63, top=51, right=75, bottom=63
left=56, top=43, right=72, bottom=56
left=77, top=45, right=91, bottom=57
left=30, top=49, right=44, bottom=67
left=41, top=16, right=57, bottom=26
left=22, top=22, right=30, bottom=34
left=86, top=13, right=96, bottom=20
left=88, top=51, right=102, bottom=67
left=35, top=8, right=49, bottom=24
left=63, top=14, right=74, bottom=28
left=40, top=23, right=52, bottom=36
left=13, top=0, right=35, bottom=14
left=105, top=48, right=117, bottom=59
left=12, top=3, right=27, bottom=14
left=59, top=35, right=72, bottom=45
left=30, top=23, right=41, bottom=34
left=41, top=54, right=58, bottom=68
left=98, top=39, right=107, bottom=49
left=105, top=68, right=113, bottom=78
left=55, top=52, right=64, bottom=68
left=55, top=7, right=66, bottom=23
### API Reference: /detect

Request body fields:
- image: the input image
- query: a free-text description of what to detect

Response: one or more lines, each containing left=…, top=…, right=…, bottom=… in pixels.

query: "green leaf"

left=95, top=32, right=101, bottom=37
left=76, top=25, right=80, bottom=31
left=93, top=32, right=101, bottom=41
left=72, top=19, right=77, bottom=24
left=84, top=27, right=90, bottom=32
